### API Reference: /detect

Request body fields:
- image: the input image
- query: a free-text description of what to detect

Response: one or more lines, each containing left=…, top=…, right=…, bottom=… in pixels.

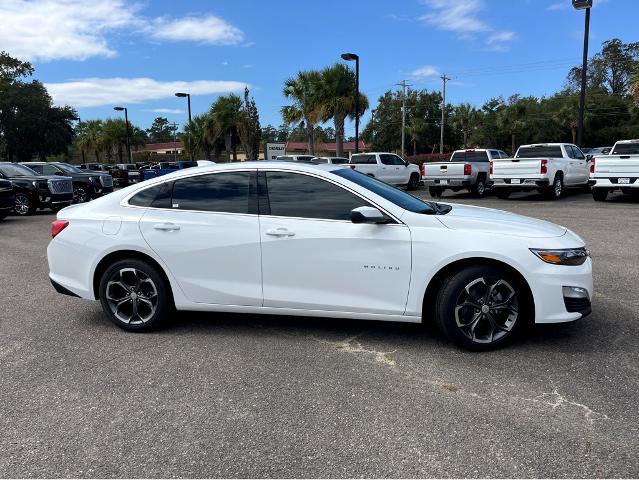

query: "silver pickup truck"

left=590, top=139, right=639, bottom=201
left=422, top=149, right=507, bottom=198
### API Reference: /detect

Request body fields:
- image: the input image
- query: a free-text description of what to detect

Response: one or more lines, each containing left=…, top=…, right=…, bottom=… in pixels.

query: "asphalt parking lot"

left=1, top=188, right=638, bottom=478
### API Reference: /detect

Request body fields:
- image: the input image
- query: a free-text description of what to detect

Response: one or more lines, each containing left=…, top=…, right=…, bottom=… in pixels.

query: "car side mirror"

left=404, top=161, right=410, bottom=167
left=351, top=206, right=387, bottom=224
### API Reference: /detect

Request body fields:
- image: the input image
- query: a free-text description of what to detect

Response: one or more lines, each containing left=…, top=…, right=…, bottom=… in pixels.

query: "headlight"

left=530, top=247, right=589, bottom=266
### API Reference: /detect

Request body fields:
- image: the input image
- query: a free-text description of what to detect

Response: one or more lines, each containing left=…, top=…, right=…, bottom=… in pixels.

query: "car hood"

left=436, top=203, right=567, bottom=238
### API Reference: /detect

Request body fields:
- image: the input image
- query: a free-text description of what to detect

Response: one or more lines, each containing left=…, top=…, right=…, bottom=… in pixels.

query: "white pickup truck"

left=590, top=139, right=639, bottom=201
left=491, top=143, right=590, bottom=200
left=348, top=152, right=422, bottom=190
left=422, top=148, right=507, bottom=198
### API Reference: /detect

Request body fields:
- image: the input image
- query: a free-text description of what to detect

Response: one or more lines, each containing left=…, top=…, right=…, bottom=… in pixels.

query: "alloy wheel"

left=105, top=268, right=158, bottom=325
left=74, top=187, right=88, bottom=203
left=554, top=178, right=563, bottom=198
left=14, top=194, right=31, bottom=215
left=454, top=277, right=519, bottom=344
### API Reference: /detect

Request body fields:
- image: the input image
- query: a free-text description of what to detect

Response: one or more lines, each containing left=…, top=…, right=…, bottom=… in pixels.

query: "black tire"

left=73, top=185, right=89, bottom=203
left=472, top=177, right=487, bottom=198
left=407, top=173, right=420, bottom=191
left=592, top=188, right=608, bottom=202
left=434, top=265, right=529, bottom=351
left=495, top=189, right=511, bottom=199
left=14, top=193, right=36, bottom=216
left=544, top=175, right=563, bottom=200
left=429, top=187, right=443, bottom=198
left=99, top=259, right=173, bottom=332
left=0, top=212, right=7, bottom=221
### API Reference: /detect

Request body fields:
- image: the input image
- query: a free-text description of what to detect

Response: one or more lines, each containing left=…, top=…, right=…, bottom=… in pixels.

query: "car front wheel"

left=99, top=259, right=173, bottom=332
left=435, top=265, right=527, bottom=350
left=14, top=193, right=35, bottom=216
left=407, top=173, right=420, bottom=190
left=73, top=185, right=89, bottom=203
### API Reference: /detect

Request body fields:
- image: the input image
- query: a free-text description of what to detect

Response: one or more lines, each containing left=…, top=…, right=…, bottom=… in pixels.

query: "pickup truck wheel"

left=472, top=178, right=486, bottom=197
left=435, top=265, right=526, bottom=351
left=14, top=193, right=36, bottom=216
left=99, top=259, right=173, bottom=332
left=428, top=187, right=442, bottom=198
left=73, top=185, right=89, bottom=203
left=407, top=173, right=420, bottom=191
left=545, top=176, right=563, bottom=200
left=495, top=190, right=511, bottom=199
left=592, top=189, right=608, bottom=201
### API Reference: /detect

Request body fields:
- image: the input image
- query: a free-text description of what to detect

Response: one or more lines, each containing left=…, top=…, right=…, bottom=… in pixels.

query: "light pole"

left=113, top=106, right=131, bottom=163
left=175, top=92, right=193, bottom=161
left=341, top=53, right=359, bottom=154
left=573, top=0, right=592, bottom=148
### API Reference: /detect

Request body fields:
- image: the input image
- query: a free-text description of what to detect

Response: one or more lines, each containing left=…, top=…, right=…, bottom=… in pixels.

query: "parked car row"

left=0, top=161, right=114, bottom=218
left=422, top=139, right=639, bottom=202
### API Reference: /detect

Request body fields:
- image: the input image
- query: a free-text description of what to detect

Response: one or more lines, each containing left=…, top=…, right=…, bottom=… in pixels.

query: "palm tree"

left=76, top=119, right=104, bottom=162
left=183, top=114, right=212, bottom=160
left=282, top=70, right=322, bottom=155
left=317, top=63, right=369, bottom=157
left=405, top=118, right=427, bottom=156
left=206, top=94, right=242, bottom=162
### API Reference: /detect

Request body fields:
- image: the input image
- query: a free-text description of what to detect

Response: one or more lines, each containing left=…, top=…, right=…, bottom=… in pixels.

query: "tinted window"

left=572, top=146, right=585, bottom=160
left=172, top=172, right=251, bottom=214
left=380, top=154, right=405, bottom=166
left=333, top=169, right=436, bottom=215
left=611, top=143, right=639, bottom=155
left=330, top=158, right=349, bottom=164
left=450, top=151, right=489, bottom=162
left=565, top=145, right=576, bottom=159
left=265, top=171, right=371, bottom=221
left=516, top=146, right=564, bottom=158
left=350, top=154, right=377, bottom=164
left=0, top=164, right=38, bottom=176
left=128, top=182, right=172, bottom=208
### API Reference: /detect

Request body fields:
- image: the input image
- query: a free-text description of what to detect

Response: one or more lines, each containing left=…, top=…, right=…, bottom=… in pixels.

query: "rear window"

left=128, top=182, right=172, bottom=208
left=330, top=158, right=349, bottom=164
left=450, top=151, right=489, bottom=162
left=611, top=143, right=639, bottom=155
left=350, top=154, right=377, bottom=164
left=516, top=146, right=563, bottom=158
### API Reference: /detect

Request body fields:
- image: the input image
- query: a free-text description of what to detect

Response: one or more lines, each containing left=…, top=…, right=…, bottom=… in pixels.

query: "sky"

left=2, top=0, right=637, bottom=138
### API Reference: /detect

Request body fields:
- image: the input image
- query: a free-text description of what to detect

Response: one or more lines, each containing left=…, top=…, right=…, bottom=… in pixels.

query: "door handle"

left=153, top=223, right=180, bottom=231
left=266, top=228, right=295, bottom=237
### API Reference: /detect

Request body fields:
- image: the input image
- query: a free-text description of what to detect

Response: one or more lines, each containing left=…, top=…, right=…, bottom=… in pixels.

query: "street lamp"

left=573, top=0, right=592, bottom=148
left=341, top=52, right=360, bottom=154
left=113, top=106, right=132, bottom=163
left=175, top=92, right=193, bottom=161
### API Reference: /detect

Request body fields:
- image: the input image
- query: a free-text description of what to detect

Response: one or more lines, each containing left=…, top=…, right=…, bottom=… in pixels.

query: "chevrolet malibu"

left=47, top=162, right=593, bottom=350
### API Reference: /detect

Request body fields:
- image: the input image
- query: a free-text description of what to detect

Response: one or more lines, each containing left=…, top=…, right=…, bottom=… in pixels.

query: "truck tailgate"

left=491, top=158, right=541, bottom=178
left=593, top=156, right=639, bottom=176
left=423, top=162, right=466, bottom=178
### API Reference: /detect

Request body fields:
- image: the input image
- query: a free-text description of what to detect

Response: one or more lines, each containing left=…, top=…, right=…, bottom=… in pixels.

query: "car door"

left=379, top=154, right=405, bottom=183
left=563, top=145, right=578, bottom=185
left=137, top=170, right=263, bottom=307
left=258, top=170, right=412, bottom=315
left=571, top=145, right=589, bottom=184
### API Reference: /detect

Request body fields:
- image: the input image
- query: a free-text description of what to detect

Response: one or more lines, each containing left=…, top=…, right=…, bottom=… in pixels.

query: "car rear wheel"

left=472, top=177, right=486, bottom=197
left=99, top=259, right=173, bottom=332
left=592, top=189, right=608, bottom=202
left=434, top=265, right=527, bottom=351
left=545, top=175, right=563, bottom=200
left=14, top=193, right=35, bottom=216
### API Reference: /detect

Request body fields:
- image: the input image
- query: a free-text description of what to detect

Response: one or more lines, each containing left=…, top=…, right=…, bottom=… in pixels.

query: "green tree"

left=317, top=63, right=369, bottom=157
left=146, top=116, right=174, bottom=143
left=282, top=70, right=322, bottom=154
left=76, top=119, right=105, bottom=162
left=182, top=114, right=213, bottom=160
left=238, top=87, right=261, bottom=160
left=206, top=94, right=243, bottom=162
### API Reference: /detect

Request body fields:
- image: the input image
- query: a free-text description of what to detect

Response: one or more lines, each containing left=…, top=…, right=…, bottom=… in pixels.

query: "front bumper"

left=492, top=178, right=550, bottom=189
left=38, top=191, right=73, bottom=207
left=530, top=257, right=593, bottom=324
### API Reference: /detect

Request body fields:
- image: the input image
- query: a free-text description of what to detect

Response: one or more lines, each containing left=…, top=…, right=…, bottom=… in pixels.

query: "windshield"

left=0, top=163, right=38, bottom=176
left=450, top=151, right=489, bottom=162
left=516, top=146, right=563, bottom=158
left=57, top=163, right=83, bottom=174
left=612, top=143, right=639, bottom=155
left=333, top=168, right=449, bottom=215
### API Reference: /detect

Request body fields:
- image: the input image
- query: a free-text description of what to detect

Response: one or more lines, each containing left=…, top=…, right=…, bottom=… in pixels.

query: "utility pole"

left=170, top=122, right=178, bottom=162
left=577, top=5, right=591, bottom=148
left=440, top=74, right=450, bottom=154
left=397, top=80, right=409, bottom=158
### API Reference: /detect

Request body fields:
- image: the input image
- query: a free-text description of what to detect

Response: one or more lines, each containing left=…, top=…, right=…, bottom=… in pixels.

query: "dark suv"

left=0, top=162, right=73, bottom=215
left=22, top=162, right=113, bottom=203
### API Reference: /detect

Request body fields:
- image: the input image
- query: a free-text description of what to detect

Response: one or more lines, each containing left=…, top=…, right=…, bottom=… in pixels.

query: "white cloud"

left=410, top=65, right=441, bottom=79
left=547, top=2, right=569, bottom=10
left=0, top=0, right=245, bottom=62
left=419, top=0, right=516, bottom=50
left=45, top=78, right=248, bottom=107
left=143, top=108, right=185, bottom=114
left=148, top=15, right=244, bottom=45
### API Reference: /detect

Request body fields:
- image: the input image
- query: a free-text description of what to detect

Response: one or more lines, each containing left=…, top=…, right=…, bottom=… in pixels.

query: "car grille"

left=48, top=178, right=73, bottom=194
left=100, top=175, right=113, bottom=188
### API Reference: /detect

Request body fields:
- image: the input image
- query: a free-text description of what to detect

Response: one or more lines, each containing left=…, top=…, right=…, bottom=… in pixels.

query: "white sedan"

left=47, top=162, right=593, bottom=350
